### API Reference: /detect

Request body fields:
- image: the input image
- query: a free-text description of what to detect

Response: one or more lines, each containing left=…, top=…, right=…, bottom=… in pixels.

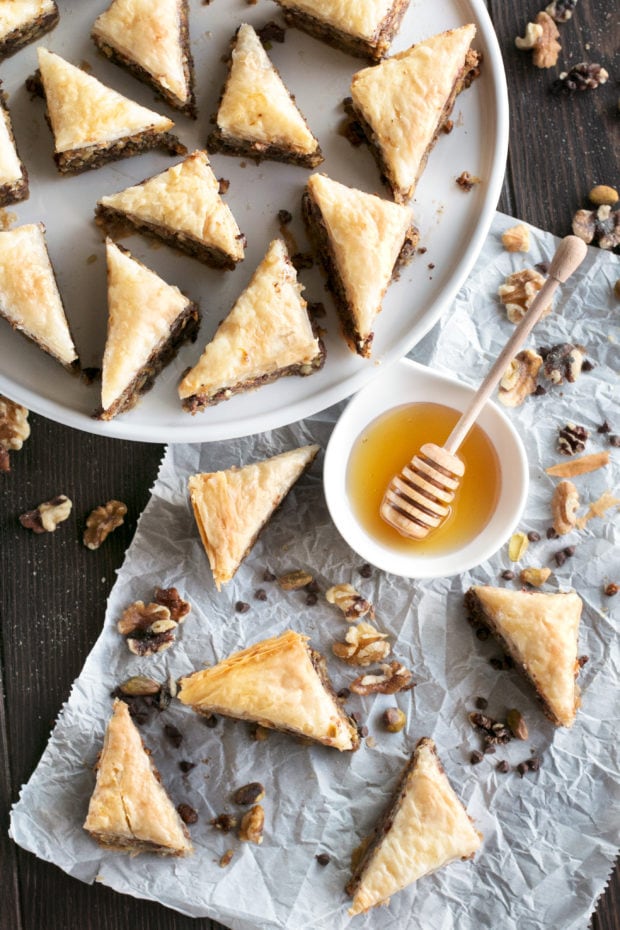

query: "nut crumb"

left=456, top=171, right=481, bottom=192
left=239, top=804, right=264, bottom=844
left=557, top=423, right=588, bottom=456
left=219, top=849, right=234, bottom=867
left=589, top=185, right=618, bottom=207
left=552, top=62, right=609, bottom=94
left=326, top=583, right=374, bottom=620
left=506, top=709, right=529, bottom=740
left=83, top=500, right=127, bottom=549
left=210, top=813, right=238, bottom=833
left=20, top=495, right=72, bottom=533
left=118, top=675, right=161, bottom=697
left=546, top=0, right=578, bottom=22
left=572, top=204, right=620, bottom=251
left=501, top=224, right=530, bottom=253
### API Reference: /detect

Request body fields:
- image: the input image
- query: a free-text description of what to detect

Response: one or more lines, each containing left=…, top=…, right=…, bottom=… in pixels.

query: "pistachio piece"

left=118, top=675, right=161, bottom=697
left=277, top=570, right=314, bottom=590
left=383, top=707, right=406, bottom=732
left=506, top=708, right=529, bottom=740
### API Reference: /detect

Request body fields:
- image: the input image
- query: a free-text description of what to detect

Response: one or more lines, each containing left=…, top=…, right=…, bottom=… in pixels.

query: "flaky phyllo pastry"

left=83, top=699, right=192, bottom=856
left=347, top=737, right=482, bottom=915
left=464, top=586, right=583, bottom=726
left=178, top=630, right=360, bottom=751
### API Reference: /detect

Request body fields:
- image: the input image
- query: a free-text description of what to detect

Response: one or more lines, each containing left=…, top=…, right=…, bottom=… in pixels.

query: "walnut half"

left=332, top=621, right=391, bottom=666
left=83, top=500, right=127, bottom=549
left=19, top=495, right=72, bottom=533
left=498, top=349, right=543, bottom=407
left=515, top=12, right=561, bottom=68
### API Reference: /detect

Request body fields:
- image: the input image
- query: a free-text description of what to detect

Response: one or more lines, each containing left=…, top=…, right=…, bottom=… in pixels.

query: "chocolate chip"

left=528, top=756, right=541, bottom=772
left=609, top=435, right=620, bottom=447
left=581, top=359, right=595, bottom=371
left=315, top=853, right=331, bottom=866
left=535, top=261, right=550, bottom=275
left=164, top=724, right=183, bottom=748
left=235, top=601, right=250, bottom=613
left=554, top=550, right=567, bottom=567
left=277, top=209, right=292, bottom=225
left=527, top=531, right=541, bottom=542
left=496, top=760, right=509, bottom=773
left=359, top=563, right=372, bottom=578
left=254, top=588, right=267, bottom=601
left=474, top=696, right=488, bottom=710
left=547, top=527, right=559, bottom=539
left=490, top=657, right=503, bottom=670
left=337, top=688, right=351, bottom=700
left=203, top=714, right=218, bottom=728
left=359, top=725, right=369, bottom=738
left=578, top=654, right=590, bottom=666
left=351, top=711, right=362, bottom=723
left=306, top=579, right=320, bottom=594
left=470, top=750, right=484, bottom=765
left=291, top=252, right=314, bottom=271
left=534, top=384, right=547, bottom=396
left=218, top=178, right=230, bottom=194
left=517, top=762, right=529, bottom=777
left=597, top=420, right=611, bottom=434
left=475, top=627, right=490, bottom=641
left=263, top=569, right=276, bottom=582
left=564, top=545, right=576, bottom=558
left=210, top=813, right=238, bottom=832
left=306, top=592, right=318, bottom=606
left=484, top=744, right=497, bottom=755
left=604, top=582, right=619, bottom=596
left=501, top=569, right=515, bottom=580
left=177, top=803, right=198, bottom=825
left=179, top=760, right=196, bottom=773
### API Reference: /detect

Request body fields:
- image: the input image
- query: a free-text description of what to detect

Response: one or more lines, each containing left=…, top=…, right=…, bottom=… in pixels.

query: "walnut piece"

left=83, top=500, right=127, bottom=549
left=0, top=395, right=30, bottom=471
left=540, top=343, right=587, bottom=384
left=498, top=349, right=543, bottom=407
left=546, top=451, right=609, bottom=478
left=520, top=566, right=552, bottom=587
left=501, top=224, right=530, bottom=253
left=553, top=62, right=609, bottom=93
left=515, top=13, right=560, bottom=68
left=515, top=22, right=543, bottom=50
left=456, top=171, right=481, bottom=192
left=325, top=584, right=374, bottom=620
left=332, top=621, right=391, bottom=666
left=545, top=0, right=578, bottom=22
left=349, top=661, right=414, bottom=696
left=117, top=600, right=178, bottom=656
left=572, top=205, right=620, bottom=252
left=19, top=495, right=72, bottom=533
left=551, top=480, right=580, bottom=534
left=239, top=805, right=264, bottom=844
left=557, top=423, right=588, bottom=456
left=154, top=586, right=191, bottom=622
left=498, top=268, right=551, bottom=323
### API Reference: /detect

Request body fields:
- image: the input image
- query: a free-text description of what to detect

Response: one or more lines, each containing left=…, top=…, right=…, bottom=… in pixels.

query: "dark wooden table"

left=1, top=1, right=618, bottom=928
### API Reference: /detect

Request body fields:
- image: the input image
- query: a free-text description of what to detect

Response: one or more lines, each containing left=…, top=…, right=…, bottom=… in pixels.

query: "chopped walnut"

left=540, top=343, right=587, bottom=384
left=117, top=600, right=178, bottom=656
left=349, top=661, right=414, bottom=696
left=469, top=712, right=512, bottom=745
left=456, top=171, right=481, bottom=192
left=546, top=451, right=609, bottom=478
left=501, top=224, right=530, bottom=253
left=0, top=395, right=30, bottom=471
left=552, top=62, right=609, bottom=93
left=332, top=621, right=391, bottom=666
left=239, top=805, right=264, bottom=844
left=19, top=495, right=72, bottom=533
left=83, top=500, right=127, bottom=549
left=515, top=13, right=560, bottom=68
left=557, top=423, right=588, bottom=456
left=498, top=349, right=543, bottom=407
left=154, top=586, right=191, bottom=622
left=572, top=205, right=620, bottom=252
left=519, top=566, right=552, bottom=587
left=551, top=480, right=580, bottom=535
left=546, top=0, right=578, bottom=22
left=498, top=268, right=551, bottom=323
left=325, top=584, right=375, bottom=620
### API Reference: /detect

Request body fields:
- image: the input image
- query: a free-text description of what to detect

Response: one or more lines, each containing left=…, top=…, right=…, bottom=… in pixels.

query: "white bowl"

left=323, top=358, right=529, bottom=579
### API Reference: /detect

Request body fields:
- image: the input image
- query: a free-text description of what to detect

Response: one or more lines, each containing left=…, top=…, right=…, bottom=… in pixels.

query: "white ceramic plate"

left=323, top=358, right=529, bottom=578
left=0, top=0, right=508, bottom=442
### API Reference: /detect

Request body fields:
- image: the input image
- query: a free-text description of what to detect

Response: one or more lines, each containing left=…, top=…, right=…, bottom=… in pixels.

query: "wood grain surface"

left=1, top=0, right=618, bottom=928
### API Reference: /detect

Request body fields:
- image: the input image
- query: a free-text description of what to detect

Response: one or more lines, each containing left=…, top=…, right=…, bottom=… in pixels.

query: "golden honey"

left=346, top=402, right=501, bottom=556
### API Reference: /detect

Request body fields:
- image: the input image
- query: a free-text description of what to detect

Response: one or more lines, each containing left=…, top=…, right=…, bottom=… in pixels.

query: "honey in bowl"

left=346, top=402, right=501, bottom=556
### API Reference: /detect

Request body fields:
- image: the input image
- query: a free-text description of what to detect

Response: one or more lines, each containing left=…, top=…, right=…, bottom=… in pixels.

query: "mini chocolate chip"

left=235, top=601, right=250, bottom=613
left=534, top=384, right=547, bottom=396
left=496, top=760, right=509, bottom=773
left=179, top=760, right=196, bottom=773
left=547, top=527, right=559, bottom=539
left=597, top=420, right=611, bottom=434
left=578, top=654, right=589, bottom=666
left=517, top=762, right=528, bottom=777
left=528, top=756, right=541, bottom=772
left=203, top=714, right=218, bottom=728
left=337, top=688, right=351, bottom=700
left=263, top=569, right=276, bottom=582
left=476, top=627, right=489, bottom=641
left=555, top=550, right=567, bottom=567
left=564, top=545, right=576, bottom=557
left=490, top=657, right=503, bottom=670
left=527, top=531, right=541, bottom=542
left=315, top=853, right=331, bottom=866
left=581, top=359, right=595, bottom=371
left=277, top=209, right=292, bottom=225
left=306, top=579, right=320, bottom=594
left=501, top=569, right=515, bottom=580
left=351, top=711, right=362, bottom=723
left=306, top=592, right=318, bottom=606
left=470, top=750, right=484, bottom=765
left=291, top=252, right=314, bottom=271
left=535, top=261, right=550, bottom=275
left=218, top=178, right=230, bottom=194
left=359, top=563, right=372, bottom=578
left=359, top=725, right=369, bottom=738
left=604, top=583, right=619, bottom=597
left=474, top=696, right=488, bottom=710
left=502, top=655, right=514, bottom=670
left=177, top=803, right=198, bottom=824
left=609, top=435, right=620, bottom=447
left=254, top=588, right=267, bottom=601
left=164, top=724, right=183, bottom=748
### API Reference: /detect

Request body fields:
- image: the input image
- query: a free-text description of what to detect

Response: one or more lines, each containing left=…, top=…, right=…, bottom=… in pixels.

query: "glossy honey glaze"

left=346, top=402, right=501, bottom=556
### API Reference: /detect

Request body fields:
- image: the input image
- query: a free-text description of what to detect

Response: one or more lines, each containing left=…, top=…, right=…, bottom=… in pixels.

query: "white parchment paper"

left=10, top=213, right=620, bottom=929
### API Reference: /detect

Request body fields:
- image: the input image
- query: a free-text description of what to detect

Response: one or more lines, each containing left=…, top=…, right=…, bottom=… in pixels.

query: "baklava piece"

left=0, top=87, right=28, bottom=206
left=0, top=0, right=58, bottom=61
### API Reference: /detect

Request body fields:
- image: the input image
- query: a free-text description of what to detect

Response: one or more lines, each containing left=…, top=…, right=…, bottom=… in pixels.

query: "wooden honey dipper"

left=380, top=235, right=588, bottom=540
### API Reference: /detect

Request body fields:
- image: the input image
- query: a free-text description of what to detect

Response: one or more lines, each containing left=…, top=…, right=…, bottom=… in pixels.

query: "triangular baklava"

left=178, top=238, right=324, bottom=413
left=464, top=586, right=583, bottom=727
left=347, top=737, right=482, bottom=915
left=273, top=0, right=411, bottom=61
left=34, top=48, right=183, bottom=174
left=0, top=0, right=58, bottom=61
left=0, top=223, right=78, bottom=370
left=303, top=172, right=417, bottom=357
left=97, top=238, right=199, bottom=420
left=179, top=630, right=360, bottom=751
left=92, top=0, right=195, bottom=117
left=188, top=443, right=319, bottom=589
left=96, top=151, right=245, bottom=269
left=208, top=23, right=322, bottom=168
left=348, top=24, right=480, bottom=203
left=0, top=88, right=28, bottom=206
left=84, top=699, right=193, bottom=856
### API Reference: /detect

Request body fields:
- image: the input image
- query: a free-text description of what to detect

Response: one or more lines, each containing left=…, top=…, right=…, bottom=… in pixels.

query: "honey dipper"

left=380, top=234, right=588, bottom=540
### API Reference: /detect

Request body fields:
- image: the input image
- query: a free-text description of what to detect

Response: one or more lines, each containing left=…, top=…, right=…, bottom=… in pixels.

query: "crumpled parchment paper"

left=10, top=213, right=620, bottom=929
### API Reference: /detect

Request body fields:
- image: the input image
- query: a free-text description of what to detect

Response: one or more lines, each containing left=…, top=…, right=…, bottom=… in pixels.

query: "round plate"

left=0, top=0, right=508, bottom=442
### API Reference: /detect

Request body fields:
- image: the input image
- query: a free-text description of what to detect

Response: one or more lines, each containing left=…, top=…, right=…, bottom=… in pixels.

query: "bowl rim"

left=323, top=357, right=529, bottom=579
